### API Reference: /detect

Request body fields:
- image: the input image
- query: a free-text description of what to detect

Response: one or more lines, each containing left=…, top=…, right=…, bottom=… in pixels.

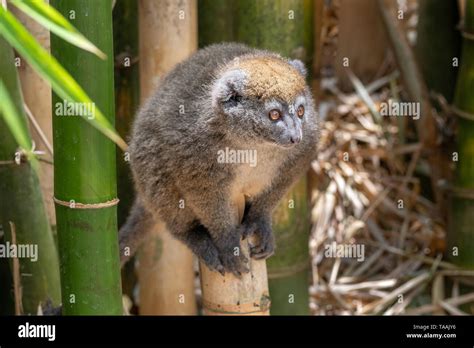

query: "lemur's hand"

left=240, top=214, right=275, bottom=260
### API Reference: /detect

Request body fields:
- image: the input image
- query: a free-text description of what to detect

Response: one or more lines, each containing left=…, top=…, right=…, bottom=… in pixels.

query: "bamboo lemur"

left=120, top=43, right=318, bottom=276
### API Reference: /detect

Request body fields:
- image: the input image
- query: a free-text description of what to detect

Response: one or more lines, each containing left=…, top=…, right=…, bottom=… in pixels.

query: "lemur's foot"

left=218, top=249, right=249, bottom=277
left=250, top=237, right=274, bottom=260
left=241, top=216, right=275, bottom=260
left=214, top=234, right=250, bottom=277
left=182, top=226, right=225, bottom=274
left=199, top=245, right=226, bottom=275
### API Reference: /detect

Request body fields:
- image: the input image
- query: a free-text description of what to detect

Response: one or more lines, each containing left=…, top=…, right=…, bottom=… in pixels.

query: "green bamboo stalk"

left=236, top=0, right=314, bottom=68
left=449, top=1, right=474, bottom=269
left=235, top=0, right=313, bottom=315
left=113, top=0, right=139, bottom=297
left=269, top=178, right=310, bottom=315
left=198, top=0, right=235, bottom=47
left=0, top=36, right=61, bottom=314
left=416, top=0, right=461, bottom=104
left=50, top=0, right=122, bottom=315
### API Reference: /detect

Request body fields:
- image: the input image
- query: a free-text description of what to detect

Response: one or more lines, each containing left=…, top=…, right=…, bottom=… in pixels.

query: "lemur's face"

left=260, top=95, right=307, bottom=147
left=212, top=55, right=311, bottom=148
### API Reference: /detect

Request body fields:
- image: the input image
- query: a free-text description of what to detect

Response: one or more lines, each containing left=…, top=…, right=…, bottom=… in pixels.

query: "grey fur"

left=119, top=43, right=319, bottom=276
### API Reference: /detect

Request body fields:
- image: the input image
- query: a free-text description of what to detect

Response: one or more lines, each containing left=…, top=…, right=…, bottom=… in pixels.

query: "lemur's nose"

left=290, top=135, right=301, bottom=144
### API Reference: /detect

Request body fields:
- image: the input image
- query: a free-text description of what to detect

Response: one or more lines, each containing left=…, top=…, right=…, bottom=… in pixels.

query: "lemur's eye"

left=297, top=105, right=305, bottom=118
left=269, top=109, right=281, bottom=121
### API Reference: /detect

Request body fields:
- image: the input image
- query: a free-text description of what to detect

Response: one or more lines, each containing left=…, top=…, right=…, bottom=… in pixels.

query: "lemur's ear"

left=211, top=69, right=247, bottom=109
left=289, top=59, right=307, bottom=78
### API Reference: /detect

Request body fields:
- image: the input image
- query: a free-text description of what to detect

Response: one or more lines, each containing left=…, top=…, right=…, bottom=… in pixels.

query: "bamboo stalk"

left=137, top=0, right=197, bottom=315
left=336, top=0, right=388, bottom=91
left=235, top=0, right=313, bottom=315
left=415, top=0, right=461, bottom=104
left=113, top=0, right=139, bottom=229
left=198, top=0, right=235, bottom=47
left=113, top=0, right=139, bottom=299
left=377, top=0, right=446, bottom=210
left=0, top=36, right=61, bottom=314
left=448, top=0, right=474, bottom=270
left=50, top=0, right=122, bottom=315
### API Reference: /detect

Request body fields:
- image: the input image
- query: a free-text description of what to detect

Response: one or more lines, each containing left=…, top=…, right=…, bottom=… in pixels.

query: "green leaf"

left=0, top=80, right=31, bottom=152
left=0, top=79, right=38, bottom=169
left=10, top=0, right=106, bottom=59
left=0, top=6, right=127, bottom=150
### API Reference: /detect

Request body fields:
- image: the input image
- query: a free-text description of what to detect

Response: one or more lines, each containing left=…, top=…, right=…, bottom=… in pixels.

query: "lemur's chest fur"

left=229, top=145, right=283, bottom=203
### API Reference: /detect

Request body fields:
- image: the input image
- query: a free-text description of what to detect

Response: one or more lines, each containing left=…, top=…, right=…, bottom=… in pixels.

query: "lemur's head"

left=211, top=53, right=313, bottom=148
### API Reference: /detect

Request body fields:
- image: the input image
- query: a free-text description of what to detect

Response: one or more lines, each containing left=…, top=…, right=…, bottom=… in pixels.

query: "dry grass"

left=309, top=0, right=473, bottom=316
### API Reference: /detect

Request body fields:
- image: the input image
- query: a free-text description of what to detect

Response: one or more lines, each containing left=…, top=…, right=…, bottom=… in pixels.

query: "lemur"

left=119, top=43, right=318, bottom=276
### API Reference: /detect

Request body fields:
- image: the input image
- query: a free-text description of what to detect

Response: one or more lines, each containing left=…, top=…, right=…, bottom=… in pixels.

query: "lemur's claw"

left=250, top=243, right=275, bottom=260
left=219, top=251, right=249, bottom=277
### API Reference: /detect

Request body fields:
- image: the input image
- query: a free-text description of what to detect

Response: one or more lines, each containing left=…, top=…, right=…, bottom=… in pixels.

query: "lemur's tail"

left=119, top=198, right=153, bottom=266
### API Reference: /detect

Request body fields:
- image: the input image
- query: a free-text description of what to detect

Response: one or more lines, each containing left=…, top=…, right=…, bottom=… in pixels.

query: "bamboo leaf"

left=0, top=80, right=31, bottom=154
left=10, top=0, right=106, bottom=59
left=0, top=6, right=127, bottom=150
left=0, top=79, right=38, bottom=170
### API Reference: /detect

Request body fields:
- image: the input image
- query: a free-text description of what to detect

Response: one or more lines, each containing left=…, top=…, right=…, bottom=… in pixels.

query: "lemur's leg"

left=173, top=223, right=224, bottom=274
left=184, top=191, right=249, bottom=276
left=120, top=197, right=225, bottom=272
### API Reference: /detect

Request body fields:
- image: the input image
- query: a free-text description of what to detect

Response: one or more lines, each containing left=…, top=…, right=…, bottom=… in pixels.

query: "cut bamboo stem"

left=200, top=241, right=270, bottom=315
left=200, top=193, right=270, bottom=315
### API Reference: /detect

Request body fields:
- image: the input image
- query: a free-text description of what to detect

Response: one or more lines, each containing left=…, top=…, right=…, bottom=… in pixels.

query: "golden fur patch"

left=228, top=56, right=305, bottom=103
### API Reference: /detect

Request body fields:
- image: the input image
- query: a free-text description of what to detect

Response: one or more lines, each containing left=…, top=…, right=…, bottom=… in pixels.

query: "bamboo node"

left=0, top=142, right=46, bottom=166
left=53, top=197, right=120, bottom=209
